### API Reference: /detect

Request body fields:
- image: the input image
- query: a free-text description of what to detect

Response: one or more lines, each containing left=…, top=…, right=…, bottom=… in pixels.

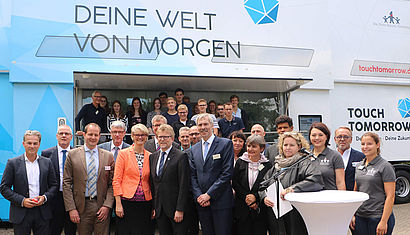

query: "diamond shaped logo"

left=398, top=98, right=410, bottom=118
left=244, top=0, right=279, bottom=25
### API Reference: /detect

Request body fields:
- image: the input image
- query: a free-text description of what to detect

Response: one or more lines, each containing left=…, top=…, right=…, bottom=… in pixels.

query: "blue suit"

left=188, top=136, right=234, bottom=235
left=345, top=148, right=365, bottom=191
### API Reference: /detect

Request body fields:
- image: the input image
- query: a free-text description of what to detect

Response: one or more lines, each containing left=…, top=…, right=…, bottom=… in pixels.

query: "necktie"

left=87, top=150, right=97, bottom=197
left=203, top=141, right=209, bottom=161
left=62, top=150, right=67, bottom=172
left=114, top=146, right=119, bottom=161
left=158, top=151, right=166, bottom=176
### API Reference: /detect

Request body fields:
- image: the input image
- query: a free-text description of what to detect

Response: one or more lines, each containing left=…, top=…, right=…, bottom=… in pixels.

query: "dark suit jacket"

left=41, top=145, right=74, bottom=191
left=188, top=136, right=234, bottom=210
left=0, top=155, right=58, bottom=224
left=144, top=138, right=181, bottom=153
left=149, top=147, right=190, bottom=219
left=345, top=148, right=365, bottom=191
left=232, top=158, right=272, bottom=221
left=98, top=141, right=130, bottom=152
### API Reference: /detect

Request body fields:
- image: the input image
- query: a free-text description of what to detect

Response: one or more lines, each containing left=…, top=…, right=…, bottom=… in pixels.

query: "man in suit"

left=265, top=115, right=294, bottom=164
left=63, top=123, right=115, bottom=235
left=98, top=121, right=130, bottom=161
left=41, top=125, right=76, bottom=235
left=145, top=114, right=180, bottom=152
left=334, top=126, right=365, bottom=191
left=149, top=124, right=190, bottom=235
left=0, top=130, right=58, bottom=235
left=188, top=113, right=234, bottom=235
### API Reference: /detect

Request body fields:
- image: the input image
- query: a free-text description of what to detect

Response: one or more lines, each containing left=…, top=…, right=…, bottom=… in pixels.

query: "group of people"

left=0, top=96, right=396, bottom=235
left=75, top=89, right=249, bottom=141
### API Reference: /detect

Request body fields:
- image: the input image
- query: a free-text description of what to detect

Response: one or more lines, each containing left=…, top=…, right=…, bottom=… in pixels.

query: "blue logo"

left=244, top=0, right=279, bottom=25
left=398, top=98, right=410, bottom=118
left=383, top=11, right=400, bottom=24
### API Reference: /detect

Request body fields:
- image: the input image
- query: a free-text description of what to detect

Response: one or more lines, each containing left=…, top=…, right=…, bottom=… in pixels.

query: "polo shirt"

left=355, top=155, right=396, bottom=218
left=218, top=117, right=245, bottom=138
left=311, top=147, right=344, bottom=190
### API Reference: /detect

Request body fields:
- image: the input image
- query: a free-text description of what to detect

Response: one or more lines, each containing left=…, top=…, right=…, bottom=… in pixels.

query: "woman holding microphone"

left=113, top=124, right=154, bottom=235
left=350, top=132, right=395, bottom=235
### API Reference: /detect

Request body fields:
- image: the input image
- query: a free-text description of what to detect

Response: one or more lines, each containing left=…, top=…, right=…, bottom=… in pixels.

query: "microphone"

left=299, top=148, right=312, bottom=155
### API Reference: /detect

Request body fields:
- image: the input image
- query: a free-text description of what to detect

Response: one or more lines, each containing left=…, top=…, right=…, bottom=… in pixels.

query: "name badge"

left=213, top=154, right=221, bottom=160
left=352, top=162, right=359, bottom=167
left=258, top=165, right=265, bottom=171
left=105, top=166, right=111, bottom=171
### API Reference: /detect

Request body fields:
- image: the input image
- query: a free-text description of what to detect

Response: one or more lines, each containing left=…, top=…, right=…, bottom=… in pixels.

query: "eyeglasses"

left=178, top=111, right=187, bottom=114
left=336, top=135, right=351, bottom=140
left=132, top=134, right=148, bottom=138
left=199, top=104, right=207, bottom=107
left=217, top=108, right=224, bottom=111
left=112, top=131, right=125, bottom=135
left=189, top=132, right=200, bottom=136
left=158, top=135, right=172, bottom=140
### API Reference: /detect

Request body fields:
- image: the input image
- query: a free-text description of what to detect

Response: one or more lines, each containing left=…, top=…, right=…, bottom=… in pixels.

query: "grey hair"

left=110, top=120, right=126, bottom=131
left=179, top=126, right=190, bottom=135
left=196, top=113, right=213, bottom=125
left=92, top=90, right=101, bottom=97
left=23, top=130, right=42, bottom=142
left=246, top=135, right=265, bottom=149
left=152, top=114, right=167, bottom=124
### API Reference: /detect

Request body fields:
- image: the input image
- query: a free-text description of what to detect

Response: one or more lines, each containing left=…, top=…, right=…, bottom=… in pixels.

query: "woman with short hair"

left=113, top=124, right=153, bottom=235
left=309, top=122, right=346, bottom=190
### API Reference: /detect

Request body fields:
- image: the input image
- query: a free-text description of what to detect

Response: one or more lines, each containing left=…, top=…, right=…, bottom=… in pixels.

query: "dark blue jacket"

left=345, top=148, right=365, bottom=191
left=188, top=136, right=234, bottom=209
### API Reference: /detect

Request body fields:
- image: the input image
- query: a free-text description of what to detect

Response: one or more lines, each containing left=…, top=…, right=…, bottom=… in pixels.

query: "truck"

left=0, top=0, right=409, bottom=221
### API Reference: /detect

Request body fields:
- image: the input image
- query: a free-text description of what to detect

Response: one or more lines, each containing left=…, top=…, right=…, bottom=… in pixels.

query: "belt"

left=85, top=196, right=97, bottom=200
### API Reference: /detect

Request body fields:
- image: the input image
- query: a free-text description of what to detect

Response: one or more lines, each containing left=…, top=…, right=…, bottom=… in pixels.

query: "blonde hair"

left=278, top=131, right=310, bottom=155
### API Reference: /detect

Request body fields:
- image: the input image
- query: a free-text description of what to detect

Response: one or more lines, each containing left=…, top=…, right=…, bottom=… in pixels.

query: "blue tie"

left=203, top=141, right=209, bottom=161
left=62, top=150, right=67, bottom=172
left=158, top=151, right=166, bottom=176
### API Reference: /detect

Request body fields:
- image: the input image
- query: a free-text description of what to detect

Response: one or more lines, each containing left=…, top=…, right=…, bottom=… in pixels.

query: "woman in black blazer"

left=232, top=135, right=272, bottom=235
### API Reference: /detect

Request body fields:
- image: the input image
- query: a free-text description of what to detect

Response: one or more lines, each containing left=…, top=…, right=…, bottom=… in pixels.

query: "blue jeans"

left=352, top=213, right=395, bottom=235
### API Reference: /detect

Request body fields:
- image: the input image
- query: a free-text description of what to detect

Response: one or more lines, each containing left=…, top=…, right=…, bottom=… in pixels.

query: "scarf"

left=275, top=153, right=303, bottom=171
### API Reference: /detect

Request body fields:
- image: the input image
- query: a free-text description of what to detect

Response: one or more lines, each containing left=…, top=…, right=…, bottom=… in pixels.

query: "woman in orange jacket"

left=113, top=124, right=153, bottom=235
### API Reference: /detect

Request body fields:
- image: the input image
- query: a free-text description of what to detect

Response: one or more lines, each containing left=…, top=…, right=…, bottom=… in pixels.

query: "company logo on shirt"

left=244, top=0, right=279, bottom=25
left=398, top=98, right=410, bottom=118
left=366, top=168, right=378, bottom=176
left=320, top=158, right=330, bottom=165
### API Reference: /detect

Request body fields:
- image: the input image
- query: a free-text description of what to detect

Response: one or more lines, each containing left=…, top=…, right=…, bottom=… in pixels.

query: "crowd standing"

left=0, top=89, right=396, bottom=235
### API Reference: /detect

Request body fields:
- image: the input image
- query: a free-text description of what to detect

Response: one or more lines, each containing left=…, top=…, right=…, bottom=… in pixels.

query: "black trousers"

left=116, top=200, right=154, bottom=235
left=234, top=207, right=268, bottom=235
left=156, top=209, right=188, bottom=235
left=50, top=191, right=77, bottom=235
left=13, top=207, right=49, bottom=235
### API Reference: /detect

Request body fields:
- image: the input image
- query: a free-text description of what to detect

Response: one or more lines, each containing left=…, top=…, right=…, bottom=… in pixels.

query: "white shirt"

left=339, top=147, right=352, bottom=170
left=84, top=145, right=99, bottom=197
left=202, top=134, right=215, bottom=159
left=110, top=141, right=124, bottom=154
left=156, top=146, right=172, bottom=175
left=24, top=154, right=40, bottom=198
left=57, top=145, right=71, bottom=191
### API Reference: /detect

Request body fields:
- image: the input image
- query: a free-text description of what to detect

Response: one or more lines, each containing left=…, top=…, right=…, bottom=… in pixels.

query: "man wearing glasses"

left=149, top=124, right=190, bottom=235
left=172, top=104, right=195, bottom=142
left=334, top=127, right=365, bottom=191
left=189, top=126, right=201, bottom=146
left=98, top=121, right=130, bottom=161
left=75, top=91, right=107, bottom=136
left=41, top=125, right=77, bottom=235
left=145, top=115, right=180, bottom=153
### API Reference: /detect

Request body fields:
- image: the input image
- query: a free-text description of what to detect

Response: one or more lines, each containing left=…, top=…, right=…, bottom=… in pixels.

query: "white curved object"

left=285, top=190, right=369, bottom=235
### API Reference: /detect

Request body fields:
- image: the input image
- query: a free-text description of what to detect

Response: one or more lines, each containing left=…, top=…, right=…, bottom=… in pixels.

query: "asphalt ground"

left=0, top=203, right=409, bottom=234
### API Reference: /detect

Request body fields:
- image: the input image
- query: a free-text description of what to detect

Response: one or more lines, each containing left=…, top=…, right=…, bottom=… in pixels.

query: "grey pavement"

left=0, top=203, right=409, bottom=234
